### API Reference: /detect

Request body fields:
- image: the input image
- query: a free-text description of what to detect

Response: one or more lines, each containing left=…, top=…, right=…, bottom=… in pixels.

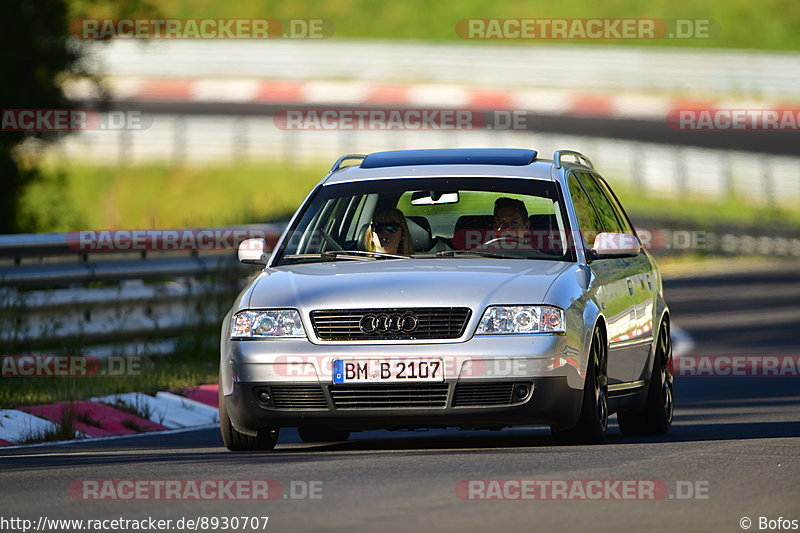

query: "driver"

left=493, top=197, right=530, bottom=237
left=364, top=208, right=413, bottom=255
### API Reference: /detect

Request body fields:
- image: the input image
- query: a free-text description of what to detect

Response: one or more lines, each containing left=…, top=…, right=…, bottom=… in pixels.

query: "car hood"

left=246, top=258, right=570, bottom=311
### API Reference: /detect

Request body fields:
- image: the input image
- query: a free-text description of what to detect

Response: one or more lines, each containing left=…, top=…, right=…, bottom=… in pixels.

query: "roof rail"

left=330, top=154, right=367, bottom=173
left=553, top=150, right=594, bottom=170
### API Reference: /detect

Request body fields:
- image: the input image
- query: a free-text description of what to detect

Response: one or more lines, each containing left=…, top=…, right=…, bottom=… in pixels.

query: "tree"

left=0, top=0, right=155, bottom=233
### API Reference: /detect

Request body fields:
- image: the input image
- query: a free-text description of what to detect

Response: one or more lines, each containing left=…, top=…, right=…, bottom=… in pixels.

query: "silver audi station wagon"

left=219, top=148, right=673, bottom=450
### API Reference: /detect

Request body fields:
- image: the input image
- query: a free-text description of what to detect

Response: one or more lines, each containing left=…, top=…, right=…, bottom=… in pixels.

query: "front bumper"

left=222, top=333, right=586, bottom=434
left=226, top=377, right=582, bottom=434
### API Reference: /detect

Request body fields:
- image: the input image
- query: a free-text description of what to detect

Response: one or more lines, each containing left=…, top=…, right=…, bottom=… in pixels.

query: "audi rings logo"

left=359, top=313, right=419, bottom=334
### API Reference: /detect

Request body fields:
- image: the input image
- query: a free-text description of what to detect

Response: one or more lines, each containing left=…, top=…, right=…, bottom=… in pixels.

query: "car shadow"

left=1, top=414, right=798, bottom=471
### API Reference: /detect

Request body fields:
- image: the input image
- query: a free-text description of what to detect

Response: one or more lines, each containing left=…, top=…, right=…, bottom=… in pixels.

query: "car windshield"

left=274, top=177, right=575, bottom=265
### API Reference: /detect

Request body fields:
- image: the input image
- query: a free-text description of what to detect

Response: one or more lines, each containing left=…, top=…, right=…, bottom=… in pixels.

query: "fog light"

left=514, top=384, right=530, bottom=400
left=258, top=391, right=271, bottom=404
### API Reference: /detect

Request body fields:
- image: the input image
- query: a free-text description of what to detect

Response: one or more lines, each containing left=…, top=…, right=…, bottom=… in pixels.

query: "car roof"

left=361, top=148, right=538, bottom=168
left=322, top=148, right=588, bottom=185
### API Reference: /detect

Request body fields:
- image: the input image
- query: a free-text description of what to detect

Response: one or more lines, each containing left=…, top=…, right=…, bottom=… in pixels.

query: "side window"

left=343, top=194, right=369, bottom=241
left=568, top=174, right=602, bottom=249
left=576, top=172, right=624, bottom=234
left=595, top=176, right=635, bottom=236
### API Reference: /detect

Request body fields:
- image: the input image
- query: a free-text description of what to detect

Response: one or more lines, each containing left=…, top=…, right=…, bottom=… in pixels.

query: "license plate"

left=332, top=359, right=444, bottom=383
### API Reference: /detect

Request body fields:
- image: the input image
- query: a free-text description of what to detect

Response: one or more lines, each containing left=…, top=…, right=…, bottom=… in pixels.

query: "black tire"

left=618, top=320, right=674, bottom=435
left=219, top=384, right=279, bottom=451
left=298, top=427, right=351, bottom=443
left=551, top=327, right=608, bottom=445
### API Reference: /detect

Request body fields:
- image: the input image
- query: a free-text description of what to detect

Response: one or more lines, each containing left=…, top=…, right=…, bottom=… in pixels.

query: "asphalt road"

left=2, top=266, right=799, bottom=533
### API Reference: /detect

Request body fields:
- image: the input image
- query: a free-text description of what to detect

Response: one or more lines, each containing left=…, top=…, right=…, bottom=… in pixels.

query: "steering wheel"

left=476, top=234, right=522, bottom=249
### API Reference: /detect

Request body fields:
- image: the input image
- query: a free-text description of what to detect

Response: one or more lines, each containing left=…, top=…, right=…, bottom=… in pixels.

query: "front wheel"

left=551, top=327, right=608, bottom=445
left=618, top=320, right=674, bottom=435
left=219, top=383, right=279, bottom=451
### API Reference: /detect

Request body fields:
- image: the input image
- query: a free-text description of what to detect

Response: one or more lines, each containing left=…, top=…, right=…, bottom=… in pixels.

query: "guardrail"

left=96, top=40, right=800, bottom=100
left=51, top=118, right=800, bottom=208
left=2, top=218, right=798, bottom=357
left=0, top=225, right=283, bottom=357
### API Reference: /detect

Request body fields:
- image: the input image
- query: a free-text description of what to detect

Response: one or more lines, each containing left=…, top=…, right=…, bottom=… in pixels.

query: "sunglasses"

left=372, top=222, right=400, bottom=233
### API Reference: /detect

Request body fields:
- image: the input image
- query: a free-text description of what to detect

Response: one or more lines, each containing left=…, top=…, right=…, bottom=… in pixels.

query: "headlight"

left=476, top=306, right=565, bottom=334
left=231, top=309, right=306, bottom=338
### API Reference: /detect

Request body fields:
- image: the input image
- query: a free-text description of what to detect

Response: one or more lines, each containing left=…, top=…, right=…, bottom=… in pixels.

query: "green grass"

left=0, top=319, right=223, bottom=409
left=613, top=184, right=800, bottom=229
left=18, top=405, right=78, bottom=444
left=75, top=0, right=800, bottom=51
left=20, top=161, right=800, bottom=233
left=20, top=162, right=328, bottom=231
left=0, top=351, right=218, bottom=410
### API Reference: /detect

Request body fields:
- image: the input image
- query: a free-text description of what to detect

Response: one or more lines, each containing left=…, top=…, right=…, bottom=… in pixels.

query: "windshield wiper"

left=283, top=251, right=409, bottom=262
left=282, top=253, right=371, bottom=262
left=323, top=250, right=410, bottom=260
left=433, top=250, right=523, bottom=259
left=282, top=250, right=411, bottom=261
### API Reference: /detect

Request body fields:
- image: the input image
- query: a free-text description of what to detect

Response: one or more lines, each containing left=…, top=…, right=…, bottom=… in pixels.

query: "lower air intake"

left=268, top=385, right=328, bottom=409
left=330, top=384, right=449, bottom=409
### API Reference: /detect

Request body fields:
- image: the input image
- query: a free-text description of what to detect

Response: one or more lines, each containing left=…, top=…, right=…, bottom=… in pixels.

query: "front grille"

left=268, top=385, right=328, bottom=409
left=453, top=382, right=517, bottom=407
left=311, top=308, right=471, bottom=340
left=329, top=384, right=449, bottom=409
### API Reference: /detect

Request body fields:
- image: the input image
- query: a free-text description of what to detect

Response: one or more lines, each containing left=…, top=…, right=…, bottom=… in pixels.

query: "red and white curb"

left=22, top=401, right=167, bottom=437
left=90, top=392, right=218, bottom=429
left=64, top=78, right=789, bottom=122
left=0, top=410, right=60, bottom=445
left=0, top=385, right=220, bottom=447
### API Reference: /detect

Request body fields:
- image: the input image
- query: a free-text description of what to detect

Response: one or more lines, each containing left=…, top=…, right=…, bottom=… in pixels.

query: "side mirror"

left=238, top=238, right=267, bottom=265
left=589, top=232, right=641, bottom=259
